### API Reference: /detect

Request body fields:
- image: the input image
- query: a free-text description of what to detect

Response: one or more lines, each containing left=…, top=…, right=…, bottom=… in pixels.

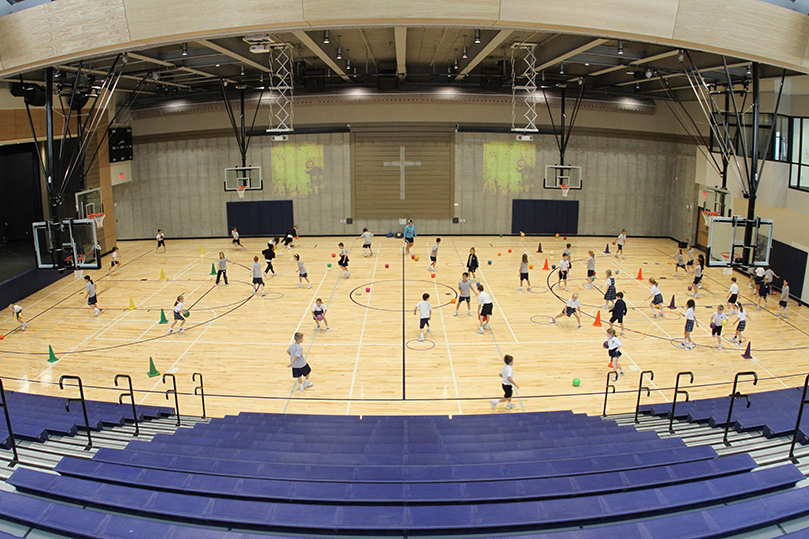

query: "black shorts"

left=755, top=276, right=764, bottom=285
left=430, top=256, right=437, bottom=262
left=608, top=348, right=622, bottom=358
left=458, top=296, right=470, bottom=303
left=728, top=294, right=738, bottom=305
left=405, top=237, right=414, bottom=244
left=712, top=325, right=722, bottom=336
left=300, top=272, right=308, bottom=279
left=173, top=311, right=184, bottom=320
left=88, top=295, right=97, bottom=306
left=502, top=384, right=513, bottom=399
left=779, top=299, right=788, bottom=307
left=565, top=306, right=576, bottom=317
left=676, top=263, right=685, bottom=269
left=652, top=294, right=663, bottom=305
left=157, top=240, right=165, bottom=247
left=232, top=238, right=241, bottom=245
left=520, top=272, right=529, bottom=280
left=693, top=276, right=702, bottom=285
left=609, top=313, right=623, bottom=324
left=738, top=320, right=746, bottom=332
left=685, top=319, right=695, bottom=333
left=292, top=364, right=311, bottom=378
left=420, top=318, right=430, bottom=329
left=687, top=260, right=694, bottom=267
left=587, top=270, right=595, bottom=278
left=480, top=303, right=493, bottom=317
left=363, top=244, right=371, bottom=249
left=559, top=270, right=568, bottom=280
left=758, top=284, right=769, bottom=297
left=252, top=277, right=264, bottom=286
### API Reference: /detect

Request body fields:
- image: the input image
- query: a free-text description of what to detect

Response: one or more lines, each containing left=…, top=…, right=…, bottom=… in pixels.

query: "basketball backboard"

left=75, top=188, right=102, bottom=218
left=224, top=166, right=262, bottom=191
left=707, top=216, right=773, bottom=268
left=544, top=165, right=582, bottom=190
left=32, top=219, right=100, bottom=270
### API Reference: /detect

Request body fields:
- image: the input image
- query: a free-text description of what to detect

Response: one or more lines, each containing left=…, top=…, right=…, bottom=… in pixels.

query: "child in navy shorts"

left=414, top=293, right=432, bottom=341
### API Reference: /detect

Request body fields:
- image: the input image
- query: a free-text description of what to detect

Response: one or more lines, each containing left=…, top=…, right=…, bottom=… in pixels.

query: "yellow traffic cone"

left=129, top=296, right=136, bottom=310
left=200, top=245, right=205, bottom=255
left=160, top=268, right=167, bottom=280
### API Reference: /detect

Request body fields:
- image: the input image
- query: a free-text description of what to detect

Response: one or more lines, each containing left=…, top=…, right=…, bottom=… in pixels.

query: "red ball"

left=431, top=273, right=436, bottom=278
left=385, top=264, right=389, bottom=268
left=564, top=236, right=567, bottom=240
left=331, top=253, right=336, bottom=257
left=508, top=249, right=512, bottom=253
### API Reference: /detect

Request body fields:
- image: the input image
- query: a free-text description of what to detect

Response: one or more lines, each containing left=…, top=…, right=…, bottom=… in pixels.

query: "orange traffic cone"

left=543, top=259, right=549, bottom=270
left=593, top=311, right=602, bottom=327
left=636, top=268, right=643, bottom=280
left=608, top=362, right=613, bottom=368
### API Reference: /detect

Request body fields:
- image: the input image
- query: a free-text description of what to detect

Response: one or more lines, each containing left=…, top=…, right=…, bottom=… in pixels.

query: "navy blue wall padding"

left=226, top=200, right=293, bottom=237
left=512, top=199, right=579, bottom=235
left=0, top=267, right=70, bottom=313
left=770, top=239, right=806, bottom=299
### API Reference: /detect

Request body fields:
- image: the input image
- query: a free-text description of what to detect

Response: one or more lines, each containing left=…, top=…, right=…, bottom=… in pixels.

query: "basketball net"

left=89, top=213, right=105, bottom=228
left=560, top=184, right=571, bottom=198
left=701, top=210, right=717, bottom=228
left=236, top=186, right=247, bottom=198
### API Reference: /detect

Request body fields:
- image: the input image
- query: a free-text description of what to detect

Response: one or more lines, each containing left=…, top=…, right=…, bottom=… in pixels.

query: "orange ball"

left=451, top=298, right=456, bottom=304
left=0, top=334, right=4, bottom=340
left=498, top=252, right=501, bottom=256
left=529, top=264, right=534, bottom=269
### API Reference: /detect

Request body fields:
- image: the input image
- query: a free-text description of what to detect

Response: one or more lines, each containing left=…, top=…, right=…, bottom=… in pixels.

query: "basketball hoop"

left=701, top=210, right=718, bottom=228
left=88, top=213, right=106, bottom=229
left=236, top=186, right=247, bottom=198
left=560, top=184, right=571, bottom=198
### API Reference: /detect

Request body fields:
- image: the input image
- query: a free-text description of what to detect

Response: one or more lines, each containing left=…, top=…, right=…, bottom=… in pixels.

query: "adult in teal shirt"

left=404, top=220, right=416, bottom=255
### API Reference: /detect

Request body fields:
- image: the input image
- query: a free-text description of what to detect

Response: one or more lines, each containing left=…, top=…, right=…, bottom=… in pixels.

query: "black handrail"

left=59, top=375, right=92, bottom=450
left=114, top=374, right=139, bottom=437
left=602, top=372, right=616, bottom=416
left=722, top=371, right=758, bottom=446
left=788, top=373, right=809, bottom=463
left=0, top=379, right=19, bottom=467
left=192, top=373, right=206, bottom=419
left=163, top=373, right=180, bottom=427
left=635, top=370, right=654, bottom=424
left=669, top=371, right=694, bottom=434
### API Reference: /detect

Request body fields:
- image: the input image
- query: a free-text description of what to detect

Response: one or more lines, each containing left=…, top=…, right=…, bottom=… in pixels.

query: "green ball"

left=572, top=378, right=581, bottom=387
left=183, top=310, right=190, bottom=318
left=327, top=263, right=332, bottom=267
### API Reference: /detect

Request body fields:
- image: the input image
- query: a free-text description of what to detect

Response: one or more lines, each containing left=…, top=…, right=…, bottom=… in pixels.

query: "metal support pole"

left=722, top=371, right=757, bottom=446
left=721, top=89, right=729, bottom=193
left=669, top=371, right=694, bottom=434
left=559, top=85, right=566, bottom=167
left=240, top=88, right=247, bottom=168
left=602, top=372, right=616, bottom=416
left=59, top=376, right=92, bottom=450
left=743, top=63, right=760, bottom=266
left=634, top=370, right=654, bottom=424
left=45, top=68, right=64, bottom=271
left=163, top=373, right=180, bottom=427
left=114, top=374, right=139, bottom=437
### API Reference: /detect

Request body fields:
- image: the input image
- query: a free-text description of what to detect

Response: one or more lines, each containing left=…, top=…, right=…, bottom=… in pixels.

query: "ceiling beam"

left=536, top=38, right=608, bottom=72
left=395, top=27, right=407, bottom=79
left=569, top=49, right=680, bottom=82
left=616, top=61, right=750, bottom=87
left=455, top=29, right=513, bottom=81
left=57, top=64, right=190, bottom=89
left=291, top=30, right=351, bottom=82
left=196, top=39, right=271, bottom=73
left=127, top=51, right=234, bottom=83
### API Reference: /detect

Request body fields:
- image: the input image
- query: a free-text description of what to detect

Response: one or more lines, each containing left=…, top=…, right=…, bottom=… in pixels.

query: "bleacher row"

left=0, top=393, right=807, bottom=537
left=0, top=390, right=172, bottom=446
left=638, top=386, right=809, bottom=440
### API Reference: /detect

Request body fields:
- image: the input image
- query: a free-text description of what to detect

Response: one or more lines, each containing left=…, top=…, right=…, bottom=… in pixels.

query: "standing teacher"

left=404, top=219, right=416, bottom=255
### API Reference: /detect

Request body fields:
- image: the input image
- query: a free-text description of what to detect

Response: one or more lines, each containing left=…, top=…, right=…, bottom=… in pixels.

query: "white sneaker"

left=476, top=328, right=485, bottom=334
left=564, top=286, right=568, bottom=291
left=718, top=344, right=722, bottom=350
left=756, top=305, right=761, bottom=310
left=21, top=323, right=26, bottom=331
left=316, top=324, right=320, bottom=330
left=697, top=283, right=703, bottom=289
left=304, top=380, right=313, bottom=388
left=578, top=325, right=582, bottom=329
left=622, top=255, right=625, bottom=260
left=307, top=284, right=312, bottom=289
left=505, top=403, right=516, bottom=410
left=490, top=399, right=498, bottom=410
left=297, top=284, right=303, bottom=288
left=653, top=314, right=658, bottom=318
left=262, top=292, right=266, bottom=297
left=687, top=343, right=695, bottom=350
left=615, top=254, right=619, bottom=258
left=484, top=323, right=489, bottom=329
left=551, top=318, right=556, bottom=323
left=621, top=331, right=625, bottom=337
left=527, top=287, right=532, bottom=291
left=345, top=273, right=350, bottom=278
left=326, top=327, right=330, bottom=332
left=168, top=329, right=174, bottom=334
left=178, top=328, right=184, bottom=332
left=468, top=311, right=473, bottom=316
left=418, top=335, right=425, bottom=341
left=427, top=328, right=431, bottom=333
left=299, top=384, right=305, bottom=392
left=453, top=311, right=458, bottom=317
left=518, top=287, right=523, bottom=291
left=94, top=309, right=101, bottom=316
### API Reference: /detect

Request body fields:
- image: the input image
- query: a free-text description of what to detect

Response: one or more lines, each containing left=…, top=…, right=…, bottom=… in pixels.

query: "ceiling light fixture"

left=746, top=65, right=752, bottom=76
left=323, top=30, right=330, bottom=44
left=635, top=82, right=640, bottom=90
left=559, top=63, right=564, bottom=75
left=462, top=45, right=468, bottom=59
left=584, top=62, right=589, bottom=66
left=454, top=57, right=458, bottom=70
left=337, top=46, right=342, bottom=60
left=241, top=65, right=245, bottom=76
left=645, top=68, right=652, bottom=78
left=346, top=57, right=351, bottom=70
left=678, top=49, right=684, bottom=62
left=182, top=43, right=188, bottom=56
left=474, top=29, right=481, bottom=44
left=617, top=40, right=624, bottom=55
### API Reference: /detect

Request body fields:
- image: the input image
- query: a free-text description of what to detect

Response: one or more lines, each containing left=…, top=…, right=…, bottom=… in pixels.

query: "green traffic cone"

left=147, top=357, right=160, bottom=378
left=210, top=263, right=216, bottom=276
left=159, top=308, right=168, bottom=324
left=47, top=345, right=58, bottom=363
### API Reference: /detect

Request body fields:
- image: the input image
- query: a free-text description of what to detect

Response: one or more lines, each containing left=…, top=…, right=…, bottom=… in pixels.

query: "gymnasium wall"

left=114, top=126, right=696, bottom=241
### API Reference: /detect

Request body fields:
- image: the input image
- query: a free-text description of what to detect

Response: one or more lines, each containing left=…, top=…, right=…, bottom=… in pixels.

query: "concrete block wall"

left=114, top=130, right=697, bottom=241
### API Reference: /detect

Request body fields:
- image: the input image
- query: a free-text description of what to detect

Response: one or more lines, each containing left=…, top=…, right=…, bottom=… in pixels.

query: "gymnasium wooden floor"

left=1, top=235, right=807, bottom=418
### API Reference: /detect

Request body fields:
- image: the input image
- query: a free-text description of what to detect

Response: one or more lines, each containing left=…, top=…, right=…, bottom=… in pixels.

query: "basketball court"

left=1, top=233, right=806, bottom=418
